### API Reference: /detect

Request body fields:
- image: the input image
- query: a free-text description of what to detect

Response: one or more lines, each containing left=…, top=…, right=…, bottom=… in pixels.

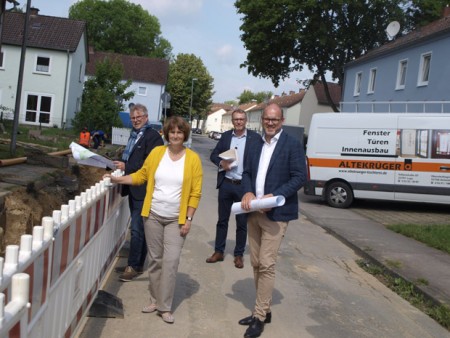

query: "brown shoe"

left=206, top=252, right=224, bottom=263
left=234, top=255, right=244, bottom=269
left=119, top=266, right=140, bottom=282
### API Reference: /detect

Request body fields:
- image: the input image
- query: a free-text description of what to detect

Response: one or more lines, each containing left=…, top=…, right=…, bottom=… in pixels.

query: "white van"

left=304, top=113, right=450, bottom=208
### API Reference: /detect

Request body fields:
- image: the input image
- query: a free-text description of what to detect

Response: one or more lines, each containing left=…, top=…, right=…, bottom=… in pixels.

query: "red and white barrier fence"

left=0, top=170, right=129, bottom=337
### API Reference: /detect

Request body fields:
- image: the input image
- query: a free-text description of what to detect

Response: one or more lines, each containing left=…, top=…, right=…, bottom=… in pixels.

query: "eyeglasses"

left=262, top=117, right=282, bottom=124
left=131, top=115, right=146, bottom=121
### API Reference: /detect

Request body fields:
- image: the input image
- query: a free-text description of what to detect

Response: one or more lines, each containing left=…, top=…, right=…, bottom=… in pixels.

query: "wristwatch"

left=186, top=216, right=193, bottom=221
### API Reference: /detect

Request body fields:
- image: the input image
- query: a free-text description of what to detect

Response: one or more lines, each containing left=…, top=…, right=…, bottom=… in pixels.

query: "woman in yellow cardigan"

left=105, top=116, right=202, bottom=324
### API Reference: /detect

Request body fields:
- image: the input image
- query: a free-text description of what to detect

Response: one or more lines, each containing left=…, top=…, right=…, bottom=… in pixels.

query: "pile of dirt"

left=1, top=165, right=107, bottom=254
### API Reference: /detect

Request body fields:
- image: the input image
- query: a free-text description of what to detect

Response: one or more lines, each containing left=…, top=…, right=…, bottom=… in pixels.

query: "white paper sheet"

left=231, top=195, right=286, bottom=214
left=69, top=142, right=115, bottom=169
left=218, top=148, right=238, bottom=171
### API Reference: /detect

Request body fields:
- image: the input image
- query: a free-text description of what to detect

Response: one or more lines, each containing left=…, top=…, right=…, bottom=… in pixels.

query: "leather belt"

left=224, top=177, right=241, bottom=185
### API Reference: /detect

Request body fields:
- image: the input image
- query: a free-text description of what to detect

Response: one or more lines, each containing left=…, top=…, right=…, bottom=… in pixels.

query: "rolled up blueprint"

left=231, top=195, right=285, bottom=215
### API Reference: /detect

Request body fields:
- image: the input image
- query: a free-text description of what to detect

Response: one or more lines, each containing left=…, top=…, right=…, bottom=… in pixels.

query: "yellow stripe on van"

left=308, top=158, right=449, bottom=173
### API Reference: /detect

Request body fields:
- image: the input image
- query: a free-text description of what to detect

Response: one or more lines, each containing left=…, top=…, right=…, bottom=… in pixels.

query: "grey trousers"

left=144, top=212, right=185, bottom=312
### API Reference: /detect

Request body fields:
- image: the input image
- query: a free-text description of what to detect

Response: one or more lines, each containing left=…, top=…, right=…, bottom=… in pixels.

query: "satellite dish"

left=386, top=21, right=400, bottom=40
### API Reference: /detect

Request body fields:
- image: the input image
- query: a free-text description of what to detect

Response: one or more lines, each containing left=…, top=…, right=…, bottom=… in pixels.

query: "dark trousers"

left=92, top=135, right=101, bottom=149
left=214, top=180, right=247, bottom=256
left=128, top=196, right=147, bottom=269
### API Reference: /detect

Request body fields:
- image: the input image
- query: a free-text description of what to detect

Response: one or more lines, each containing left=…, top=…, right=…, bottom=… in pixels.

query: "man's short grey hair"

left=131, top=103, right=148, bottom=116
left=232, top=108, right=247, bottom=119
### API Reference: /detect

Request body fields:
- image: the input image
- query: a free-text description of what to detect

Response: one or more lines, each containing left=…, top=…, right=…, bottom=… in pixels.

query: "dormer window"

left=35, top=55, right=51, bottom=74
left=138, top=86, right=147, bottom=96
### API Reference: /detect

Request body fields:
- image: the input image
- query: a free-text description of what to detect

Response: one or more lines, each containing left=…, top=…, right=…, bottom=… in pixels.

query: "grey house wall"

left=342, top=34, right=450, bottom=113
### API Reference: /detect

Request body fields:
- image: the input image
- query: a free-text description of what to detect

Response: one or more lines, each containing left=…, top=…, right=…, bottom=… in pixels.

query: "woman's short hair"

left=163, top=116, right=191, bottom=142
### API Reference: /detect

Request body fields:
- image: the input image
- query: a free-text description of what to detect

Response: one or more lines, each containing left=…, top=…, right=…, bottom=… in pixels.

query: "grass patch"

left=0, top=122, right=80, bottom=159
left=387, top=224, right=450, bottom=254
left=357, top=259, right=450, bottom=330
left=385, top=259, right=402, bottom=269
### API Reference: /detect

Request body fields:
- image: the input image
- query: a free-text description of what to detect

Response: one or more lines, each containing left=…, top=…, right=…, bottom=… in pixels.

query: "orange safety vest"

left=79, top=131, right=91, bottom=147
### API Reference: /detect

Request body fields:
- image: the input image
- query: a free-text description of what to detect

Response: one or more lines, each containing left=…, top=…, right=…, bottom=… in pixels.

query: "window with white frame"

left=35, top=55, right=51, bottom=73
left=354, top=72, right=362, bottom=96
left=396, top=59, right=408, bottom=90
left=25, top=94, right=52, bottom=124
left=418, top=52, right=431, bottom=86
left=0, top=51, right=4, bottom=69
left=76, top=97, right=81, bottom=112
left=368, top=68, right=377, bottom=94
left=138, top=86, right=147, bottom=96
left=78, top=63, right=84, bottom=82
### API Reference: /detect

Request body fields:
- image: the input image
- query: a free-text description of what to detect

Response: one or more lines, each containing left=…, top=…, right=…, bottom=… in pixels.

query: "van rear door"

left=395, top=115, right=450, bottom=203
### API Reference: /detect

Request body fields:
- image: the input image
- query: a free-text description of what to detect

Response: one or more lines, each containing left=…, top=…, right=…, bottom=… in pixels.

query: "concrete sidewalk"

left=300, top=197, right=450, bottom=308
left=77, top=154, right=450, bottom=337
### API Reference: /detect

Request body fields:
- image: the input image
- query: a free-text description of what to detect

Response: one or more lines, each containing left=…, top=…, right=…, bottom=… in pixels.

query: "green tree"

left=235, top=0, right=407, bottom=112
left=224, top=100, right=238, bottom=106
left=72, top=57, right=133, bottom=133
left=237, top=90, right=272, bottom=104
left=166, top=53, right=214, bottom=122
left=69, top=0, right=172, bottom=58
left=403, top=0, right=450, bottom=29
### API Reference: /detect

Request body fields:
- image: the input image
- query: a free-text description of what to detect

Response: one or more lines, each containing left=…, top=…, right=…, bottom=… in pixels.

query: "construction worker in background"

left=91, top=130, right=107, bottom=149
left=79, top=127, right=90, bottom=148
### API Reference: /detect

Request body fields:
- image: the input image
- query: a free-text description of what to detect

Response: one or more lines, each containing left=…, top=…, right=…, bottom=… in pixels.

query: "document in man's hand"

left=219, top=148, right=238, bottom=170
left=219, top=148, right=237, bottom=161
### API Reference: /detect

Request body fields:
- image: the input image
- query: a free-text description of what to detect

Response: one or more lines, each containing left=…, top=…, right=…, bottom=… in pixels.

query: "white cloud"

left=216, top=44, right=234, bottom=64
left=136, top=0, right=203, bottom=17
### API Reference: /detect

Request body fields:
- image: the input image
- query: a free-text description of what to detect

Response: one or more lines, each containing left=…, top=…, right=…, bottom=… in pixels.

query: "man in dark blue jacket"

left=113, top=104, right=164, bottom=281
left=238, top=103, right=306, bottom=338
left=206, top=109, right=259, bottom=269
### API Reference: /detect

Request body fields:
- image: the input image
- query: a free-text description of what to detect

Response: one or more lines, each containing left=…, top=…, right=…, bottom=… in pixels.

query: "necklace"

left=168, top=147, right=185, bottom=156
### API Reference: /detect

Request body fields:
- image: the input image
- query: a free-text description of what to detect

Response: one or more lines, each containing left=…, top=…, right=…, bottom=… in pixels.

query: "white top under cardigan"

left=151, top=150, right=186, bottom=218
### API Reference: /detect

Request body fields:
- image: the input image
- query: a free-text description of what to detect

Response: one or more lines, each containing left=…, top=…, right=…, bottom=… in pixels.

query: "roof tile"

left=2, top=12, right=86, bottom=52
left=85, top=51, right=169, bottom=84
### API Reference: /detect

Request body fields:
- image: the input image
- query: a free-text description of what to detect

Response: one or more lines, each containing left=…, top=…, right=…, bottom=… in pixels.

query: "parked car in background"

left=192, top=128, right=202, bottom=134
left=208, top=131, right=222, bottom=139
left=212, top=131, right=222, bottom=140
left=149, top=122, right=163, bottom=135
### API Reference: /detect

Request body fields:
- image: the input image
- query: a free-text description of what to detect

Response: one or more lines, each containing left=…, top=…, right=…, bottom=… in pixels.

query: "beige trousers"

left=144, top=212, right=185, bottom=312
left=247, top=212, right=288, bottom=321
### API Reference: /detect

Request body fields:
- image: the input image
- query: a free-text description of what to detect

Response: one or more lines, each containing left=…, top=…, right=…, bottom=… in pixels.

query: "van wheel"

left=325, top=182, right=353, bottom=208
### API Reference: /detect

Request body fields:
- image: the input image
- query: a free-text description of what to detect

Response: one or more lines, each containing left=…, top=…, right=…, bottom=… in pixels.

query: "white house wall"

left=205, top=109, right=226, bottom=133
left=283, top=103, right=301, bottom=126
left=302, top=89, right=334, bottom=136
left=0, top=45, right=20, bottom=117
left=0, top=39, right=86, bottom=129
left=64, top=33, right=87, bottom=129
left=122, top=81, right=165, bottom=122
left=21, top=47, right=70, bottom=127
left=246, top=109, right=262, bottom=133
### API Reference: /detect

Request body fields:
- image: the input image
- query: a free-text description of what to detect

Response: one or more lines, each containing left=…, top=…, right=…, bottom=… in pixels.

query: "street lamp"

left=189, top=78, right=197, bottom=126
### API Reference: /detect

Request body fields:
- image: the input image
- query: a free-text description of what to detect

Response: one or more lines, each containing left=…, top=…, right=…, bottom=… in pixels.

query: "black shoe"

left=244, top=317, right=264, bottom=338
left=239, top=312, right=271, bottom=325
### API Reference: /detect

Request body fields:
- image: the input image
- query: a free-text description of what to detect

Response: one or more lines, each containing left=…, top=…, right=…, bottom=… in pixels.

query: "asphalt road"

left=78, top=134, right=449, bottom=338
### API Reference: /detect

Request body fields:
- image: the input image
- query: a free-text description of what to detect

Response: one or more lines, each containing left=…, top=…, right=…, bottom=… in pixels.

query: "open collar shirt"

left=255, top=129, right=283, bottom=198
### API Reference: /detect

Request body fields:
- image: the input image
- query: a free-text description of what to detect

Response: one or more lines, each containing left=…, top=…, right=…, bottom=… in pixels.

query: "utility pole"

left=189, top=78, right=197, bottom=127
left=10, top=0, right=31, bottom=156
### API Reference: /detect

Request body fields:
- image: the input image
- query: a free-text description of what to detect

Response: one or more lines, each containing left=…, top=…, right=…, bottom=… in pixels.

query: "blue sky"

left=28, top=0, right=313, bottom=103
